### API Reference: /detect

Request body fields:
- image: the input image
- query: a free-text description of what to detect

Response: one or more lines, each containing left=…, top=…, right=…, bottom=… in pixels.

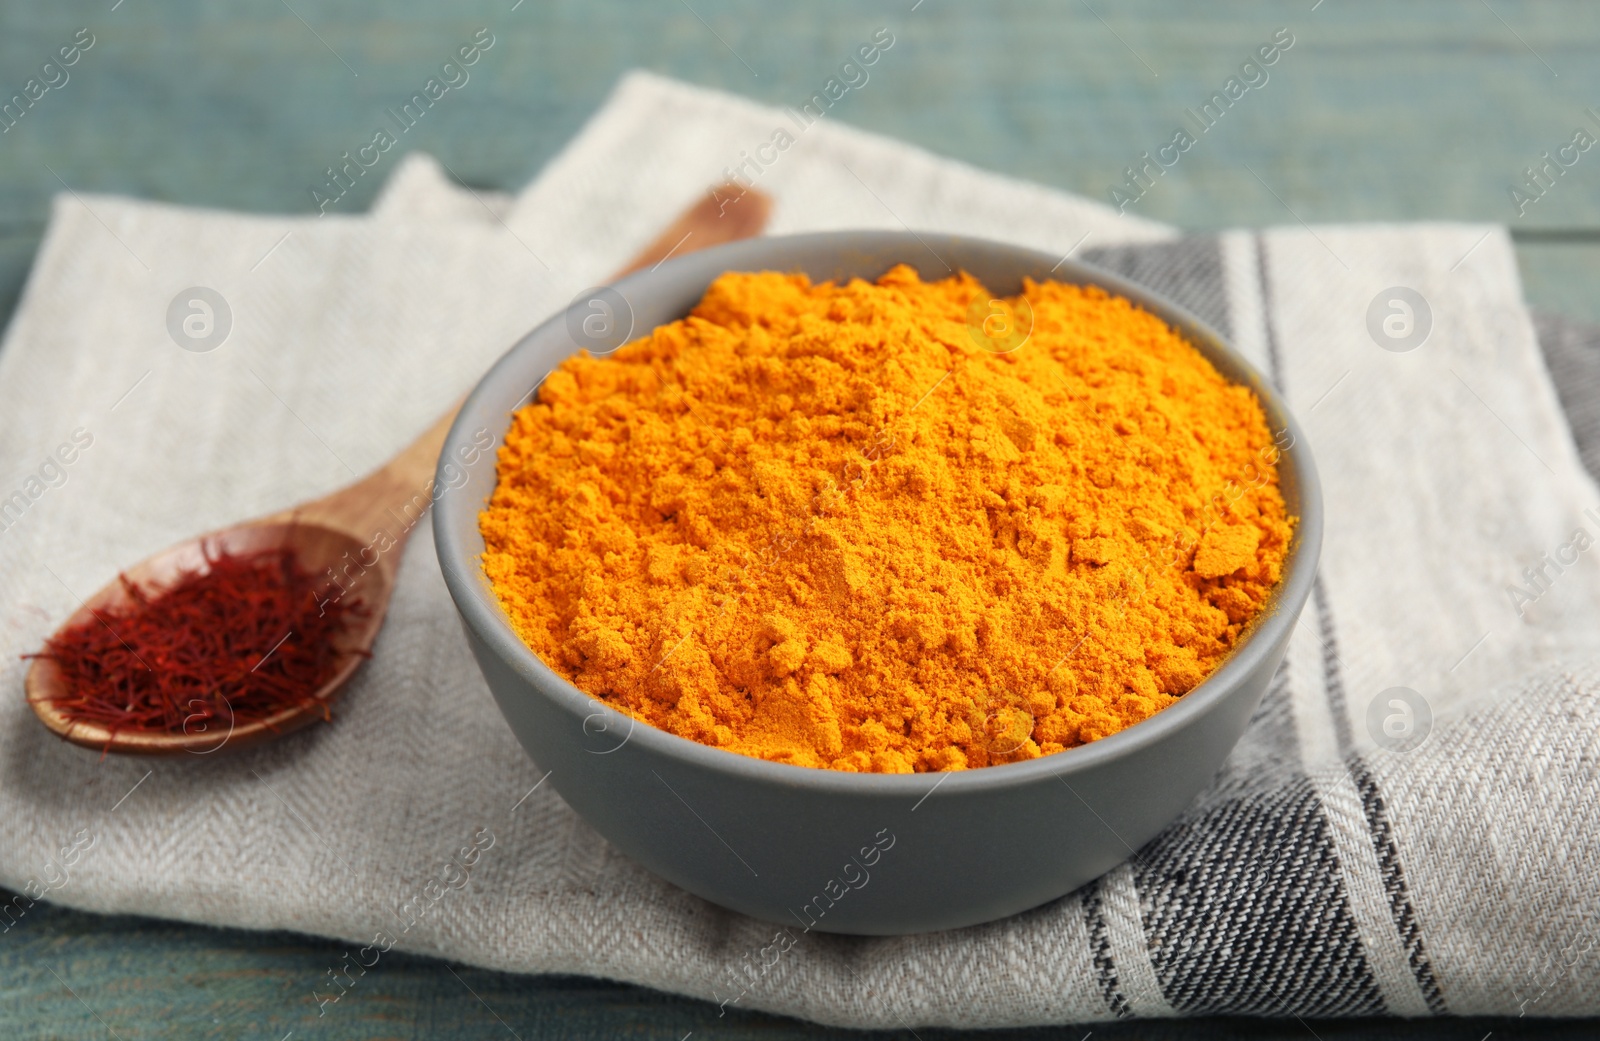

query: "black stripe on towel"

left=1082, top=878, right=1133, bottom=1019
left=1256, top=233, right=1448, bottom=1015
left=1083, top=238, right=1232, bottom=337
left=1312, top=575, right=1448, bottom=1013
left=1350, top=758, right=1450, bottom=1014
left=1135, top=772, right=1386, bottom=1016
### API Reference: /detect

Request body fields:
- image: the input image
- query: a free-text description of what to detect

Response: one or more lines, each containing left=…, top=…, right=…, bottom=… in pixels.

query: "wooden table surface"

left=2, top=1, right=1597, bottom=1037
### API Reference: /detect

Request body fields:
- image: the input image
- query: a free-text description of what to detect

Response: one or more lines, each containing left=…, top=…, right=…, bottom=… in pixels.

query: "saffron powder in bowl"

left=479, top=265, right=1293, bottom=773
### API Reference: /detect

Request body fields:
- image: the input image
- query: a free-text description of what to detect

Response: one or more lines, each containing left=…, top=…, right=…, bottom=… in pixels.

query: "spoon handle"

left=285, top=185, right=774, bottom=548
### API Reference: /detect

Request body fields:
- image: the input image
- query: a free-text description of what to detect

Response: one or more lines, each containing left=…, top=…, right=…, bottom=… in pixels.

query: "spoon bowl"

left=27, top=519, right=392, bottom=755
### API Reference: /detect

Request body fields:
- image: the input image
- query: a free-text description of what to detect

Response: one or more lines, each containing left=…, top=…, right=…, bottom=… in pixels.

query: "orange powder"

left=480, top=266, right=1294, bottom=772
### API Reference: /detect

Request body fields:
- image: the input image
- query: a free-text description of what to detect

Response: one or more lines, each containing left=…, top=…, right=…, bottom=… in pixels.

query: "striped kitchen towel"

left=0, top=72, right=1595, bottom=1028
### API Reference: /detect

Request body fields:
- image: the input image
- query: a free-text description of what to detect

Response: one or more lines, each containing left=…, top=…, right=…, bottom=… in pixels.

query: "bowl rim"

left=435, top=230, right=1324, bottom=795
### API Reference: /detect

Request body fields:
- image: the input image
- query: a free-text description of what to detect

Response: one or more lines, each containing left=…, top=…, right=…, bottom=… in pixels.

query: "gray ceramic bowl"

left=434, top=231, right=1322, bottom=936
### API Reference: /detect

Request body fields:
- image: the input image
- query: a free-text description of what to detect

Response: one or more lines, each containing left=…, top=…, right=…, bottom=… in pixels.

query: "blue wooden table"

left=2, top=1, right=1597, bottom=1036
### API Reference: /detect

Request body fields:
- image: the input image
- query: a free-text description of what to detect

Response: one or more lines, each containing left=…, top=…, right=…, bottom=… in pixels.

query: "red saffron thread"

left=27, top=544, right=368, bottom=747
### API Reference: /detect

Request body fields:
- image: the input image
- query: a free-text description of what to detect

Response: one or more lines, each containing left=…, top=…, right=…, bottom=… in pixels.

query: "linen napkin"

left=1, top=71, right=1597, bottom=1029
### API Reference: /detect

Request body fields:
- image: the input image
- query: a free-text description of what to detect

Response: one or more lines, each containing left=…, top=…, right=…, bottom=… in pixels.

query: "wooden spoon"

left=27, top=185, right=773, bottom=755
